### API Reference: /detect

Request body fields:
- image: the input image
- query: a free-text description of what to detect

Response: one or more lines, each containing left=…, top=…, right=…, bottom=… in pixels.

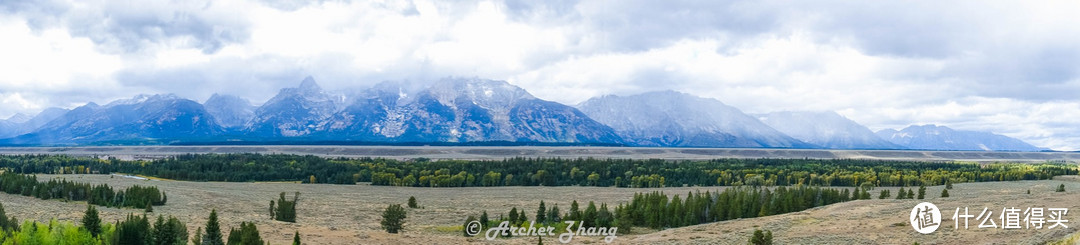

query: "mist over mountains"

left=0, top=77, right=1047, bottom=151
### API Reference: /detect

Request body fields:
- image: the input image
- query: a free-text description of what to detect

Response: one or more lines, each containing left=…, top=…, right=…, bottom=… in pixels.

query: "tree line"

left=469, top=185, right=858, bottom=237
left=0, top=172, right=166, bottom=208
left=0, top=154, right=1074, bottom=188
left=0, top=200, right=304, bottom=245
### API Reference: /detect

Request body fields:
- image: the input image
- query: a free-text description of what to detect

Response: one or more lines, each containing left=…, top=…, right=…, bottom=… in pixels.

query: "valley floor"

left=2, top=175, right=1079, bottom=244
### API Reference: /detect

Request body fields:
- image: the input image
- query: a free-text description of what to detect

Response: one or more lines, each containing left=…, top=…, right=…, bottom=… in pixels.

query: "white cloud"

left=1, top=0, right=1080, bottom=150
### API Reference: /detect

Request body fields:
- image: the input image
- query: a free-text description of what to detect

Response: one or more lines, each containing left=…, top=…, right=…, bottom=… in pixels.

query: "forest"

left=0, top=172, right=166, bottom=208
left=474, top=185, right=856, bottom=237
left=0, top=154, right=1074, bottom=188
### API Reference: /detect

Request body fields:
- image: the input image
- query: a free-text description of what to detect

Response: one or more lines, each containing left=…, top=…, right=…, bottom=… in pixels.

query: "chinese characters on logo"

left=952, top=207, right=1068, bottom=230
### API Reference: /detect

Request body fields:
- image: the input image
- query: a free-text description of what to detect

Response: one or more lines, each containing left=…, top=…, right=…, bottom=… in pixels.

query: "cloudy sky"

left=1, top=0, right=1079, bottom=150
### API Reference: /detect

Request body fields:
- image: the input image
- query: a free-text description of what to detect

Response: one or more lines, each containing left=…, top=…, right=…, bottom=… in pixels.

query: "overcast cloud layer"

left=1, top=0, right=1078, bottom=150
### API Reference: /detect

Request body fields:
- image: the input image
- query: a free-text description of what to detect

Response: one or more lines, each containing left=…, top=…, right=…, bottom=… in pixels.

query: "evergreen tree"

left=896, top=188, right=906, bottom=200
left=945, top=180, right=953, bottom=189
left=480, top=210, right=490, bottom=226
left=917, top=185, right=926, bottom=199
left=536, top=201, right=547, bottom=224
left=568, top=201, right=581, bottom=221
left=408, top=196, right=418, bottom=208
left=463, top=216, right=477, bottom=237
left=764, top=230, right=774, bottom=245
left=1027, top=189, right=1031, bottom=194
left=193, top=227, right=203, bottom=245
left=145, top=201, right=154, bottom=213
left=907, top=189, right=915, bottom=199
left=1057, top=184, right=1066, bottom=192
left=940, top=189, right=949, bottom=198
left=381, top=204, right=407, bottom=233
left=596, top=203, right=613, bottom=228
left=293, top=231, right=301, bottom=245
left=547, top=204, right=560, bottom=223
left=115, top=213, right=151, bottom=245
left=583, top=201, right=598, bottom=227
left=275, top=192, right=300, bottom=222
left=269, top=200, right=276, bottom=220
left=878, top=190, right=890, bottom=199
left=204, top=209, right=225, bottom=245
left=615, top=204, right=632, bottom=234
left=226, top=222, right=264, bottom=245
left=82, top=205, right=102, bottom=237
left=508, top=207, right=519, bottom=224
left=0, top=201, right=8, bottom=231
left=750, top=229, right=766, bottom=245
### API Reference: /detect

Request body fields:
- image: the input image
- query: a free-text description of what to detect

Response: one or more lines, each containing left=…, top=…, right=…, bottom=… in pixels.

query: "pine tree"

left=940, top=188, right=949, bottom=198
left=82, top=205, right=102, bottom=237
left=204, top=209, right=225, bottom=245
left=193, top=227, right=203, bottom=245
left=764, top=230, right=774, bottom=245
left=878, top=189, right=890, bottom=199
left=596, top=203, right=613, bottom=228
left=750, top=229, right=766, bottom=245
left=226, top=222, right=263, bottom=245
left=145, top=201, right=154, bottom=213
left=583, top=201, right=598, bottom=227
left=1057, top=184, right=1066, bottom=192
left=917, top=185, right=926, bottom=199
left=480, top=210, right=490, bottom=226
left=408, top=196, right=418, bottom=208
left=293, top=231, right=301, bottom=245
left=945, top=180, right=953, bottom=189
left=896, top=188, right=906, bottom=200
left=116, top=213, right=151, bottom=245
left=381, top=204, right=407, bottom=234
left=509, top=207, right=519, bottom=224
left=269, top=200, right=276, bottom=220
left=0, top=201, right=8, bottom=231
left=536, top=201, right=547, bottom=224
left=907, top=189, right=915, bottom=199
left=547, top=204, right=560, bottom=223
left=615, top=204, right=632, bottom=234
left=463, top=216, right=477, bottom=237
left=568, top=200, right=581, bottom=221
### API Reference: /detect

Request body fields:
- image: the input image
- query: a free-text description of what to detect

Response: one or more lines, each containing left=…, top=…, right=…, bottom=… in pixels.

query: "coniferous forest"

left=0, top=154, right=1073, bottom=188
left=0, top=172, right=166, bottom=208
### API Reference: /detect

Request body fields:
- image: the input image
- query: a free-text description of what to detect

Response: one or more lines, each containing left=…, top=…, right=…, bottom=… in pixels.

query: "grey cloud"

left=6, top=0, right=250, bottom=54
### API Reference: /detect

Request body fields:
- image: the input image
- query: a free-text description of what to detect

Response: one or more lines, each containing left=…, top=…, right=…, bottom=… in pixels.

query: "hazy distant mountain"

left=0, top=107, right=69, bottom=138
left=204, top=94, right=255, bottom=128
left=243, top=77, right=340, bottom=137
left=321, top=78, right=622, bottom=143
left=876, top=124, right=1043, bottom=151
left=577, top=91, right=812, bottom=148
left=5, top=113, right=30, bottom=124
left=759, top=111, right=902, bottom=149
left=5, top=94, right=222, bottom=144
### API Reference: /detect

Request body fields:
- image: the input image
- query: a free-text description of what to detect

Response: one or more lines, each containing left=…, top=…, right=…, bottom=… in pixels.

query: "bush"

left=1057, top=184, right=1066, bottom=192
left=381, top=204, right=407, bottom=233
left=408, top=196, right=418, bottom=208
left=749, top=229, right=773, bottom=245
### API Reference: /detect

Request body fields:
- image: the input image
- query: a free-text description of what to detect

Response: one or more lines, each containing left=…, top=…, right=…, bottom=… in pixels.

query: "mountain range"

left=0, top=77, right=1047, bottom=151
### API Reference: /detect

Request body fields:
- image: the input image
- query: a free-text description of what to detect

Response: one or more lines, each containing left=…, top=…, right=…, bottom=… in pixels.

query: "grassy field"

left=1, top=174, right=1078, bottom=244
